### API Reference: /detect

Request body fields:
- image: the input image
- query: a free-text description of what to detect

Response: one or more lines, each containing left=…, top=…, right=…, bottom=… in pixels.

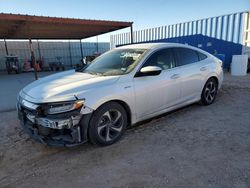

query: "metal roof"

left=0, top=13, right=133, bottom=39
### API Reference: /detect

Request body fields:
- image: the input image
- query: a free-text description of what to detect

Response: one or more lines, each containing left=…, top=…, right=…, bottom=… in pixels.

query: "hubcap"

left=204, top=81, right=216, bottom=103
left=97, top=109, right=123, bottom=142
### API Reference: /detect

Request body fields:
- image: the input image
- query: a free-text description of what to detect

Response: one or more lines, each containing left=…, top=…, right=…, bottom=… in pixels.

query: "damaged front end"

left=17, top=97, right=93, bottom=147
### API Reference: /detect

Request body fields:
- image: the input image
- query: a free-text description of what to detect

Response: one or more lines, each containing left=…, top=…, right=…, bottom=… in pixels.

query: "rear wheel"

left=200, top=78, right=218, bottom=105
left=88, top=102, right=127, bottom=146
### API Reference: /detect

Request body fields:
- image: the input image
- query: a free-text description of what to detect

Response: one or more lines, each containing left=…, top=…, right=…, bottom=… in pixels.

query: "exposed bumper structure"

left=25, top=113, right=82, bottom=129
left=17, top=100, right=92, bottom=147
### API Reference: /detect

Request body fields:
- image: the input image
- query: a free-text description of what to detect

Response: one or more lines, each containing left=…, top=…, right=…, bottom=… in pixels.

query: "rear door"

left=173, top=47, right=205, bottom=102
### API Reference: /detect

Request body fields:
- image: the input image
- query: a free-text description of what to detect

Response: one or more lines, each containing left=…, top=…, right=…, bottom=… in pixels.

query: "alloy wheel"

left=97, top=109, right=123, bottom=142
left=204, top=81, right=216, bottom=103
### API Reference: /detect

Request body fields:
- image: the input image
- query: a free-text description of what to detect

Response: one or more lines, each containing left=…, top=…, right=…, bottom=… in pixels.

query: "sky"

left=0, top=0, right=249, bottom=42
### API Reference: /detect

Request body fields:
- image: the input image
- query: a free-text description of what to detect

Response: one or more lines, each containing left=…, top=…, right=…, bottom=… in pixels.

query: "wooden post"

left=29, top=39, right=38, bottom=80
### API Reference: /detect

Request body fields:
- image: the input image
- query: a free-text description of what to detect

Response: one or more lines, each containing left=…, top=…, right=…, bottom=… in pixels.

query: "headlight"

left=47, top=100, right=84, bottom=114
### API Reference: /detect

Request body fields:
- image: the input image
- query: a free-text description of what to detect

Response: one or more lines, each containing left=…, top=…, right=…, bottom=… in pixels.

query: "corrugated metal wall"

left=242, top=12, right=250, bottom=56
left=0, top=41, right=110, bottom=70
left=111, top=11, right=247, bottom=47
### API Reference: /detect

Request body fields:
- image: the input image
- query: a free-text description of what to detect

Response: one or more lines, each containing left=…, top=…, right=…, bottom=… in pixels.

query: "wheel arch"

left=208, top=76, right=219, bottom=87
left=200, top=75, right=220, bottom=99
left=92, top=99, right=132, bottom=127
left=204, top=71, right=220, bottom=87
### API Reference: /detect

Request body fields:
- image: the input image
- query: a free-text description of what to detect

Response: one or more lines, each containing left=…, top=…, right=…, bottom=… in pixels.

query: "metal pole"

left=4, top=39, right=9, bottom=56
left=130, top=25, right=134, bottom=44
left=69, top=40, right=73, bottom=67
left=37, top=40, right=42, bottom=61
left=29, top=39, right=38, bottom=80
left=79, top=39, right=84, bottom=66
left=96, top=36, right=99, bottom=52
left=80, top=39, right=83, bottom=59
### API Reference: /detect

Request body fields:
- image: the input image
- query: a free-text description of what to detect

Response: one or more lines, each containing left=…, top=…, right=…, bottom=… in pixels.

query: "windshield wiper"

left=85, top=71, right=104, bottom=76
left=75, top=69, right=101, bottom=75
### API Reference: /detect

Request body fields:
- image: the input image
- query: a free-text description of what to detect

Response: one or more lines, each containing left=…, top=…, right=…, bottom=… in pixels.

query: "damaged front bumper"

left=17, top=100, right=93, bottom=147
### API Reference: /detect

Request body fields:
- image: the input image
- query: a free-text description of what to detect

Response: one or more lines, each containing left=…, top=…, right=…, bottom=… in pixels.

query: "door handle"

left=171, top=74, right=180, bottom=79
left=200, top=67, right=207, bottom=71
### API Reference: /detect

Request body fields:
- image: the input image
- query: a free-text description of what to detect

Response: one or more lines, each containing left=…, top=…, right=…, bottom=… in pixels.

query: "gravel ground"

left=0, top=73, right=250, bottom=188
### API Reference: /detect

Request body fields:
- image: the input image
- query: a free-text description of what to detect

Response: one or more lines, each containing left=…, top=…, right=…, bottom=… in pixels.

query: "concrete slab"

left=0, top=71, right=54, bottom=112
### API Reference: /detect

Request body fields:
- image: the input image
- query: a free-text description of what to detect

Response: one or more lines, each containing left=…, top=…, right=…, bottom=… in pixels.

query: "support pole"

left=80, top=39, right=84, bottom=65
left=37, top=40, right=42, bottom=61
left=130, top=25, right=134, bottom=44
left=80, top=39, right=83, bottom=59
left=29, top=39, right=38, bottom=80
left=96, top=36, right=99, bottom=53
left=69, top=40, right=73, bottom=67
left=4, top=39, right=9, bottom=56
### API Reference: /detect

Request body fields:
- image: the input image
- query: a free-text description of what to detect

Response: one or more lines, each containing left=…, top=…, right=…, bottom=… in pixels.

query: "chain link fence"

left=0, top=40, right=110, bottom=71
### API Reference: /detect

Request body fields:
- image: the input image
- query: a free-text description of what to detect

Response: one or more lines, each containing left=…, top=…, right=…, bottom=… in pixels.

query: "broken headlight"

left=46, top=100, right=84, bottom=115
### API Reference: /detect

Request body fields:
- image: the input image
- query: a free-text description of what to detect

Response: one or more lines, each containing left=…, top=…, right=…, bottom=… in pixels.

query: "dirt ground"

left=0, top=73, right=250, bottom=188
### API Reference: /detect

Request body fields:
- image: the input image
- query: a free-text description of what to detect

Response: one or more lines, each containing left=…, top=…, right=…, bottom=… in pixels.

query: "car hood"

left=21, top=70, right=120, bottom=103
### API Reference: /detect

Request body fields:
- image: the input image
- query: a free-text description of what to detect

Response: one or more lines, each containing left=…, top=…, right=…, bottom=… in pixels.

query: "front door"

left=133, top=48, right=181, bottom=119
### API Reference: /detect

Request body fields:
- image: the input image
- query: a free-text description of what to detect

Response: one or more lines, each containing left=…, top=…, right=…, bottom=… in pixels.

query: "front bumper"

left=17, top=101, right=92, bottom=147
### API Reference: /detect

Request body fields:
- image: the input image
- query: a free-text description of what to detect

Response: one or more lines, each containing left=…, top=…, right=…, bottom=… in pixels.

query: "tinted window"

left=174, top=48, right=199, bottom=66
left=142, top=48, right=175, bottom=70
left=198, top=52, right=207, bottom=61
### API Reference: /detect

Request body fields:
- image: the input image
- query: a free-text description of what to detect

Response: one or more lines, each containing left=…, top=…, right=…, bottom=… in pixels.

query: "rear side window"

left=197, top=52, right=207, bottom=61
left=174, top=47, right=199, bottom=66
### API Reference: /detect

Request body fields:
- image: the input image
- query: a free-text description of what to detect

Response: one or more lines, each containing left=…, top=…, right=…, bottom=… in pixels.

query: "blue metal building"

left=111, top=11, right=250, bottom=69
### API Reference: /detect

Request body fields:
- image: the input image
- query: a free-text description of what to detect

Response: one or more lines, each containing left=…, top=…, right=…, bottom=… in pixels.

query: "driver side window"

left=142, top=48, right=175, bottom=70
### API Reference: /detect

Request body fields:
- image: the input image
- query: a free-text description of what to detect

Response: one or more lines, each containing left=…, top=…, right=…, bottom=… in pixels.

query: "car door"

left=133, top=48, right=181, bottom=119
left=173, top=47, right=205, bottom=102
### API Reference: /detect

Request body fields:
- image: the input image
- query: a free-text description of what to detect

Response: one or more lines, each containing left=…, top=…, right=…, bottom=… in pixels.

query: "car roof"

left=116, top=42, right=212, bottom=57
left=117, top=42, right=192, bottom=50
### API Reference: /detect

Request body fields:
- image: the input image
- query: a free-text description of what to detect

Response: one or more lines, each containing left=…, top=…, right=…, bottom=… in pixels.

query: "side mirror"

left=135, top=66, right=162, bottom=77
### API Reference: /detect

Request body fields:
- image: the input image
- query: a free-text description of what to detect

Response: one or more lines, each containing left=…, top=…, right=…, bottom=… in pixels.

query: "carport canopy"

left=0, top=13, right=133, bottom=39
left=0, top=13, right=133, bottom=79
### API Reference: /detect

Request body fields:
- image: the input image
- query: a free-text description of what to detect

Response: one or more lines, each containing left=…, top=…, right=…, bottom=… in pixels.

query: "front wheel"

left=88, top=102, right=128, bottom=146
left=200, top=78, right=218, bottom=105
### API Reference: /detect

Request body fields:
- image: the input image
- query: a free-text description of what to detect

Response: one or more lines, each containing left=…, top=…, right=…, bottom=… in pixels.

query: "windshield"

left=79, top=48, right=147, bottom=76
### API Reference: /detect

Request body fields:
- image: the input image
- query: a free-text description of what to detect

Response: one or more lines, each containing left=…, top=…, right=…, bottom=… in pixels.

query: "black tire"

left=200, top=78, right=218, bottom=105
left=88, top=102, right=128, bottom=146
